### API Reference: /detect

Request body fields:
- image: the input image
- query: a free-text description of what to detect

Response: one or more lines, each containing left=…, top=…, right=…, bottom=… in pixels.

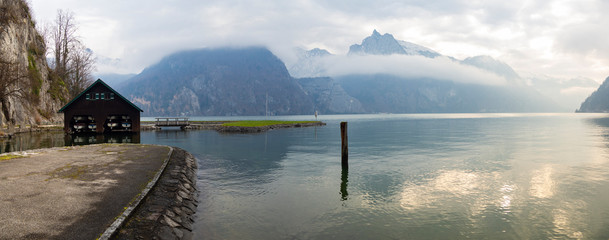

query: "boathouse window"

left=110, top=93, right=115, bottom=99
left=101, top=93, right=105, bottom=100
left=86, top=93, right=90, bottom=100
left=95, top=93, right=99, bottom=99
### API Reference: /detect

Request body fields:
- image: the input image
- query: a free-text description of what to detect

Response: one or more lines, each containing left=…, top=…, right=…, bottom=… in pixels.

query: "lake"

left=3, top=113, right=609, bottom=239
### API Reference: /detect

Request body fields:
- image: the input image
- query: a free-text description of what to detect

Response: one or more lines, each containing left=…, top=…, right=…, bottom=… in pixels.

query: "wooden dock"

left=154, top=117, right=190, bottom=129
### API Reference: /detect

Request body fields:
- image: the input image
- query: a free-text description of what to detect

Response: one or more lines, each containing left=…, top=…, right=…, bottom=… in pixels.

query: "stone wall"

left=114, top=147, right=199, bottom=240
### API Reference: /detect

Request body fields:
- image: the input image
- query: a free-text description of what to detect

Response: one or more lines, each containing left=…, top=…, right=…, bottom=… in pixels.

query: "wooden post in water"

left=341, top=122, right=348, bottom=169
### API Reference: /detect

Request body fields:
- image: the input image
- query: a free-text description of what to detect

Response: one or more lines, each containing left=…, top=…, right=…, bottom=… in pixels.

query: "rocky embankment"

left=114, top=147, right=198, bottom=240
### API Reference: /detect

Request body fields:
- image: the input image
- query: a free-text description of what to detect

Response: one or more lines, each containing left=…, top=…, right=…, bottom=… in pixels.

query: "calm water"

left=4, top=113, right=609, bottom=239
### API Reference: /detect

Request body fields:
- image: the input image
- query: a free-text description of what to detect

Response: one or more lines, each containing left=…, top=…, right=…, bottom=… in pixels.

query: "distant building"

left=58, top=79, right=143, bottom=133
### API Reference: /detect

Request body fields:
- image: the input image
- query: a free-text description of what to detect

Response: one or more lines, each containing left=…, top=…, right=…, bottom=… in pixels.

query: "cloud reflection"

left=529, top=165, right=555, bottom=199
left=399, top=170, right=479, bottom=210
left=499, top=184, right=514, bottom=211
left=552, top=208, right=584, bottom=239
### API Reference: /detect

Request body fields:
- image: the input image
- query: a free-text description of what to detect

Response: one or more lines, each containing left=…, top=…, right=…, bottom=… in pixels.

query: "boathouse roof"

left=58, top=79, right=143, bottom=113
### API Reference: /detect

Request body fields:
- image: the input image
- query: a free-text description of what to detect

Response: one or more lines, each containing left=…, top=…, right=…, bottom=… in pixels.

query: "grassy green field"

left=221, top=120, right=318, bottom=127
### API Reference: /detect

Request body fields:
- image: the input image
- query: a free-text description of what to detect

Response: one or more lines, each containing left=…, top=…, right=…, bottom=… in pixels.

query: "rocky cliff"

left=0, top=0, right=65, bottom=127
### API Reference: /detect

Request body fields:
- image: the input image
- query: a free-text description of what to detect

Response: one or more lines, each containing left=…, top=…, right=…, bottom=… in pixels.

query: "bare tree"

left=67, top=44, right=95, bottom=97
left=50, top=9, right=77, bottom=81
left=47, top=9, right=95, bottom=98
left=0, top=55, right=29, bottom=126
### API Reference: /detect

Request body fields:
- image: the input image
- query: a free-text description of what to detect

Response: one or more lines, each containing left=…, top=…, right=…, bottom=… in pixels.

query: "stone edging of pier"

left=97, top=146, right=174, bottom=239
left=111, top=147, right=199, bottom=240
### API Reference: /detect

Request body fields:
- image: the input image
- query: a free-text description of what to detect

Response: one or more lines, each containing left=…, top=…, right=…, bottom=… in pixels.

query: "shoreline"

left=141, top=121, right=326, bottom=133
left=113, top=147, right=198, bottom=239
left=1, top=121, right=326, bottom=138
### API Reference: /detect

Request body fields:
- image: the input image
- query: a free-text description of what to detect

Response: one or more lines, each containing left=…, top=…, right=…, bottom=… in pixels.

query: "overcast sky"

left=29, top=0, right=609, bottom=83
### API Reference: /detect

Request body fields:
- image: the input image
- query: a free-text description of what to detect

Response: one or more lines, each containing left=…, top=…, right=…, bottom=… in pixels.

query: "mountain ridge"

left=118, top=30, right=572, bottom=116
left=120, top=47, right=314, bottom=116
left=577, top=76, right=609, bottom=112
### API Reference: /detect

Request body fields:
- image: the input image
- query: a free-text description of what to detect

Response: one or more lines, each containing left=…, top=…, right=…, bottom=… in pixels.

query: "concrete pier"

left=0, top=144, right=197, bottom=240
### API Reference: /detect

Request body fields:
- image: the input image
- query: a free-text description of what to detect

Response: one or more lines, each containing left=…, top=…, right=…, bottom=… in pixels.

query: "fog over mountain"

left=286, top=30, right=595, bottom=110
left=115, top=30, right=572, bottom=116
left=525, top=74, right=599, bottom=111
left=461, top=56, right=521, bottom=83
left=94, top=73, right=136, bottom=89
left=288, top=48, right=332, bottom=78
left=288, top=30, right=512, bottom=85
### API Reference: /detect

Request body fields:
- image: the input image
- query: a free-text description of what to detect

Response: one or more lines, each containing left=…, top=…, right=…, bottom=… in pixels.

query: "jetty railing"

left=154, top=117, right=190, bottom=127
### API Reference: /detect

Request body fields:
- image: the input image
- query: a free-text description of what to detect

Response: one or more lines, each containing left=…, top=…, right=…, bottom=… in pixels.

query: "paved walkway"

left=0, top=144, right=170, bottom=240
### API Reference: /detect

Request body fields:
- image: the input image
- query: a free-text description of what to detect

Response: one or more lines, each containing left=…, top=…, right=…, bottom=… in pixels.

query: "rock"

left=0, top=0, right=65, bottom=126
left=157, top=226, right=177, bottom=240
left=113, top=148, right=199, bottom=239
left=172, top=228, right=184, bottom=239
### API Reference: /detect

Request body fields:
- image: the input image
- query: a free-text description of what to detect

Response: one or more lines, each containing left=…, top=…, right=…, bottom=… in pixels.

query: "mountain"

left=525, top=74, right=598, bottom=111
left=288, top=48, right=332, bottom=78
left=337, top=74, right=560, bottom=113
left=296, top=77, right=365, bottom=114
left=462, top=56, right=520, bottom=82
left=118, top=29, right=568, bottom=116
left=119, top=47, right=314, bottom=116
left=577, top=76, right=609, bottom=112
left=0, top=0, right=66, bottom=126
left=397, top=40, right=441, bottom=58
left=349, top=30, right=407, bottom=55
left=348, top=30, right=440, bottom=57
left=94, top=53, right=127, bottom=74
left=95, top=73, right=136, bottom=88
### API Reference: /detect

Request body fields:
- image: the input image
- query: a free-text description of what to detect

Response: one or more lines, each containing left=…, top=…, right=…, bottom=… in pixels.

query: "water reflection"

left=0, top=132, right=65, bottom=153
left=399, top=170, right=481, bottom=210
left=340, top=168, right=348, bottom=201
left=499, top=184, right=514, bottom=211
left=528, top=165, right=554, bottom=199
left=141, top=129, right=299, bottom=186
left=0, top=132, right=140, bottom=153
left=64, top=132, right=140, bottom=145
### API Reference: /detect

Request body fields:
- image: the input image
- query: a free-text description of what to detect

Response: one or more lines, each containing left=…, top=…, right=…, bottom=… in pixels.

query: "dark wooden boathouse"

left=58, top=79, right=143, bottom=133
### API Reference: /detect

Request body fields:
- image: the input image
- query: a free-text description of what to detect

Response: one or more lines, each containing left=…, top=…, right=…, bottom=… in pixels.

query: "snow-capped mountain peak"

left=397, top=40, right=441, bottom=58
left=348, top=30, right=440, bottom=58
left=348, top=30, right=406, bottom=55
left=288, top=47, right=333, bottom=78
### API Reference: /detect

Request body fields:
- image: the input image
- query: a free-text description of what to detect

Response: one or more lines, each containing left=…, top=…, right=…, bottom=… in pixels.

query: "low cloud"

left=321, top=54, right=508, bottom=86
left=29, top=0, right=609, bottom=82
left=560, top=86, right=596, bottom=96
